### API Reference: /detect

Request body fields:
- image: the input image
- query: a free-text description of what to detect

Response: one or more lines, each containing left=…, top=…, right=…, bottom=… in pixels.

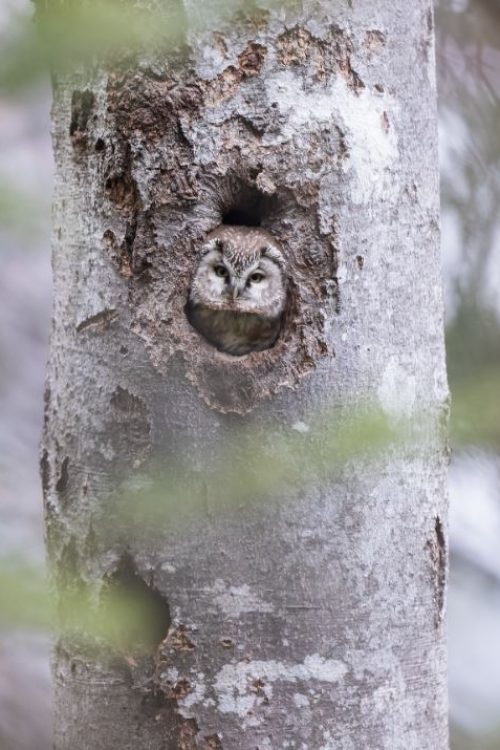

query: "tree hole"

left=69, top=90, right=95, bottom=137
left=100, top=554, right=171, bottom=653
left=223, top=208, right=261, bottom=227
left=218, top=176, right=279, bottom=229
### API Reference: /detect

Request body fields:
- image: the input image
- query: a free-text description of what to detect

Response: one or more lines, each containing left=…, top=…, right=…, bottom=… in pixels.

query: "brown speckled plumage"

left=186, top=226, right=287, bottom=356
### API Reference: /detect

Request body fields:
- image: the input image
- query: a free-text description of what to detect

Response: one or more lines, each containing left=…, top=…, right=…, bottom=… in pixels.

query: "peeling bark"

left=42, top=1, right=449, bottom=748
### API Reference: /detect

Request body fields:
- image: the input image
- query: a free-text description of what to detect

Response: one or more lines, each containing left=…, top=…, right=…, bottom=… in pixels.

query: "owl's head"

left=189, top=226, right=287, bottom=317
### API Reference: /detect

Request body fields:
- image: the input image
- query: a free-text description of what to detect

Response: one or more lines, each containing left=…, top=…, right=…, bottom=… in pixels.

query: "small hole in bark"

left=56, top=456, right=69, bottom=495
left=100, top=554, right=171, bottom=652
left=434, top=515, right=446, bottom=625
left=70, top=90, right=95, bottom=137
left=95, top=138, right=105, bottom=152
left=426, top=515, right=447, bottom=628
left=204, top=734, right=223, bottom=749
left=167, top=678, right=191, bottom=700
left=40, top=448, right=50, bottom=496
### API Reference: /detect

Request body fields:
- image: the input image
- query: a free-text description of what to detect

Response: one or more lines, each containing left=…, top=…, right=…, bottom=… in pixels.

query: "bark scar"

left=70, top=90, right=95, bottom=146
left=76, top=308, right=118, bottom=333
left=427, top=515, right=447, bottom=627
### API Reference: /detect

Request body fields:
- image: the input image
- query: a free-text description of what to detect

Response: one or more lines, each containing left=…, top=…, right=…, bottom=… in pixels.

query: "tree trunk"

left=42, top=1, right=449, bottom=748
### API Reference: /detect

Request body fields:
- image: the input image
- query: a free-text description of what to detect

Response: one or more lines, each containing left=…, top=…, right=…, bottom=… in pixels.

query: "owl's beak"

left=229, top=282, right=243, bottom=300
left=228, top=281, right=244, bottom=300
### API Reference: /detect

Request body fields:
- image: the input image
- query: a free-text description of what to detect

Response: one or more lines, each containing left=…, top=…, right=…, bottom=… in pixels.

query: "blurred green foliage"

left=451, top=724, right=500, bottom=750
left=0, top=554, right=170, bottom=654
left=1, top=404, right=398, bottom=640
left=0, top=179, right=43, bottom=236
left=0, top=378, right=496, bottom=643
left=447, top=304, right=500, bottom=448
left=0, top=0, right=292, bottom=94
left=116, top=405, right=397, bottom=533
left=1, top=1, right=182, bottom=94
left=0, top=560, right=52, bottom=631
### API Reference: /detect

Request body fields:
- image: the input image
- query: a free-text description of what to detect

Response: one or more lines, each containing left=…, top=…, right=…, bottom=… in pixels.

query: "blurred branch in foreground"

left=451, top=723, right=500, bottom=750
left=447, top=299, right=500, bottom=449
left=451, top=368, right=500, bottom=449
left=437, top=0, right=500, bottom=313
left=0, top=560, right=52, bottom=632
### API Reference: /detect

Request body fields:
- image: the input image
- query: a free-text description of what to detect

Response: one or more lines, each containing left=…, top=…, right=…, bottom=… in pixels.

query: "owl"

left=186, top=225, right=287, bottom=356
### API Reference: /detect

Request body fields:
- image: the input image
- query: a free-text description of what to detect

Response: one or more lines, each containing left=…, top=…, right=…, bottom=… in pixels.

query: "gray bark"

left=42, top=1, right=449, bottom=748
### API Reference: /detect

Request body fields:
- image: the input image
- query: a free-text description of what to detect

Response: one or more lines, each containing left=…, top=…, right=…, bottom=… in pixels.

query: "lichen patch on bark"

left=212, top=655, right=348, bottom=721
left=208, top=580, right=275, bottom=617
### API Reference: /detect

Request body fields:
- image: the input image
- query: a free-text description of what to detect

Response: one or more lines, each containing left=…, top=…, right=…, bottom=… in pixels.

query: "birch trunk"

left=42, top=1, right=449, bottom=747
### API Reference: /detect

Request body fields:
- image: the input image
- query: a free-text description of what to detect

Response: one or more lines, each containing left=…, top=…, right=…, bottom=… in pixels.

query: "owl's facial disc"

left=190, top=231, right=286, bottom=319
left=202, top=252, right=270, bottom=305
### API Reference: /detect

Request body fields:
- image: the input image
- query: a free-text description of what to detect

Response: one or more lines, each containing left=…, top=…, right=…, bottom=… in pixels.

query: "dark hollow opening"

left=219, top=178, right=279, bottom=229
left=223, top=208, right=261, bottom=227
left=69, top=89, right=95, bottom=136
left=100, top=554, right=171, bottom=653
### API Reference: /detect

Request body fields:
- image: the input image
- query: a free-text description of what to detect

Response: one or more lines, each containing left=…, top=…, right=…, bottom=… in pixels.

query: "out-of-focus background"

left=0, top=1, right=499, bottom=748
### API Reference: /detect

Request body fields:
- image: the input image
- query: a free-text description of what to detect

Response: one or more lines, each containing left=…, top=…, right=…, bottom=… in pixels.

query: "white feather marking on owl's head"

left=200, top=237, right=224, bottom=256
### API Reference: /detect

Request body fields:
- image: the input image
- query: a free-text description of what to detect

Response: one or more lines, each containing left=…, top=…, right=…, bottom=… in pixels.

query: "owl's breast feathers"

left=186, top=304, right=282, bottom=356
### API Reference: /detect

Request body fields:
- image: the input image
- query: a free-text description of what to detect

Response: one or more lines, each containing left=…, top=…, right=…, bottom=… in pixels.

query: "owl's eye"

left=249, top=272, right=265, bottom=283
left=214, top=265, right=228, bottom=279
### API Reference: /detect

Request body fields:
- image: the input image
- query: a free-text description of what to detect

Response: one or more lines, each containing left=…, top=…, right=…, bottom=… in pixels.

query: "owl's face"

left=189, top=226, right=287, bottom=318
